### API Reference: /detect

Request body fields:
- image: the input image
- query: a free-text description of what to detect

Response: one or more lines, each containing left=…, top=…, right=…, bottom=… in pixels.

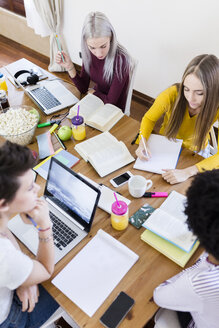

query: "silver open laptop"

left=5, top=66, right=79, bottom=115
left=8, top=158, right=101, bottom=264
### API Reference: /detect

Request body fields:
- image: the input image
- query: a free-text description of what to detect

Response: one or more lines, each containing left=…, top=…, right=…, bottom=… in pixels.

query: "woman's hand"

left=55, top=51, right=74, bottom=71
left=135, top=138, right=151, bottom=161
left=162, top=165, right=198, bottom=184
left=16, top=285, right=39, bottom=312
left=20, top=199, right=51, bottom=230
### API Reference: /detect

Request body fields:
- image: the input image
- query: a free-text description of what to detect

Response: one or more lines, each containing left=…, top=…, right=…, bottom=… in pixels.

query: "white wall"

left=62, top=0, right=219, bottom=98
left=0, top=8, right=50, bottom=57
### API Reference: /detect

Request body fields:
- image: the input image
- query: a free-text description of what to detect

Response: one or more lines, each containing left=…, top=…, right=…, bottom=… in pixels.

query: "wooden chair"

left=154, top=308, right=181, bottom=328
left=124, top=59, right=138, bottom=116
left=41, top=307, right=79, bottom=328
left=209, top=125, right=218, bottom=155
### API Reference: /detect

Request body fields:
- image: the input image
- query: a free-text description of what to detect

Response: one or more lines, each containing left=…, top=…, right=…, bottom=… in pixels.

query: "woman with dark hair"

left=136, top=54, right=219, bottom=184
left=56, top=11, right=133, bottom=111
left=0, top=141, right=59, bottom=328
left=153, top=169, right=219, bottom=328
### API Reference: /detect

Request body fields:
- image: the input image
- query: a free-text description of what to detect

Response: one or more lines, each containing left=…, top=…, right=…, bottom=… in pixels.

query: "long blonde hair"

left=81, top=12, right=132, bottom=84
left=165, top=54, right=219, bottom=151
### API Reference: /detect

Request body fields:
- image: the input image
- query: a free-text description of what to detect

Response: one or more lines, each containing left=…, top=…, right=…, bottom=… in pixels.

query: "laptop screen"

left=44, top=157, right=100, bottom=231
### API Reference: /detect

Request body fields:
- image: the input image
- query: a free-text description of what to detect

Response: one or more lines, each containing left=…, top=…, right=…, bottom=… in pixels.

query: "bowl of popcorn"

left=0, top=106, right=39, bottom=146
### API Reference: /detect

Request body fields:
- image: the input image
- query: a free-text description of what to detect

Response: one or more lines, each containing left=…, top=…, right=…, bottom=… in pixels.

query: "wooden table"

left=3, top=68, right=203, bottom=328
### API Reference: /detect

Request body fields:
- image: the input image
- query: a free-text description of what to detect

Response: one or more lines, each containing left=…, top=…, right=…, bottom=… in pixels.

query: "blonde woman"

left=136, top=54, right=219, bottom=184
left=56, top=12, right=132, bottom=111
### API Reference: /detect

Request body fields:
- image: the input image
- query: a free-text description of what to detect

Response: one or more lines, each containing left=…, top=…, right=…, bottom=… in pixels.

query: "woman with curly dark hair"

left=153, top=170, right=219, bottom=328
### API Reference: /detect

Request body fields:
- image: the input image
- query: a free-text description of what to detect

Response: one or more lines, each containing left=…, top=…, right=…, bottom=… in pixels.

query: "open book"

left=142, top=191, right=197, bottom=252
left=67, top=94, right=124, bottom=132
left=141, top=229, right=199, bottom=267
left=134, top=134, right=183, bottom=174
left=75, top=132, right=135, bottom=177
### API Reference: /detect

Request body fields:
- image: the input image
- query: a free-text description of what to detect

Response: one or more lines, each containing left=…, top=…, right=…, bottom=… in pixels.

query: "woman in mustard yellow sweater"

left=136, top=54, right=219, bottom=184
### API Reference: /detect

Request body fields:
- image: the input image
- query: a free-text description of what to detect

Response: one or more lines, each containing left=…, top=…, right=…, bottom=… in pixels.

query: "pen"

left=55, top=34, right=65, bottom=63
left=53, top=131, right=66, bottom=150
left=26, top=214, right=41, bottom=230
left=131, top=132, right=139, bottom=145
left=143, top=192, right=168, bottom=198
left=140, top=134, right=149, bottom=157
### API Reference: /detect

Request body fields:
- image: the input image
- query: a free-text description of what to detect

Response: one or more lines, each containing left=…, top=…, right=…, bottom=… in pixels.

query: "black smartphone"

left=100, top=292, right=135, bottom=328
left=110, top=171, right=133, bottom=188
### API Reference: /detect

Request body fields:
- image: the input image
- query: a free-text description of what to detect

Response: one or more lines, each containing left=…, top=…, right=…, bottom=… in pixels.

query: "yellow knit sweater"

left=138, top=85, right=219, bottom=172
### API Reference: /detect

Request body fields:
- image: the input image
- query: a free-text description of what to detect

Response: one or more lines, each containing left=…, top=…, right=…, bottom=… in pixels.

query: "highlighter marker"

left=38, top=121, right=57, bottom=128
left=143, top=192, right=168, bottom=198
left=49, top=123, right=59, bottom=134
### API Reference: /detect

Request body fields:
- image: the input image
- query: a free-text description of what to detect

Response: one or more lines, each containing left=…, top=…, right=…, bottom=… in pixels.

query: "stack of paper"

left=143, top=191, right=197, bottom=253
left=140, top=191, right=199, bottom=267
left=141, top=229, right=199, bottom=267
left=52, top=229, right=139, bottom=316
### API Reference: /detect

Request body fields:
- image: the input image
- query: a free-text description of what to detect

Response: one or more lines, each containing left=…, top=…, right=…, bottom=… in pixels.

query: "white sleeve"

left=0, top=239, right=33, bottom=290
left=153, top=271, right=202, bottom=312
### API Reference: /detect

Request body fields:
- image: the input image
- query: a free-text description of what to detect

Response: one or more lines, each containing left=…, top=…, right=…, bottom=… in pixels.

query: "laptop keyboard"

left=49, top=211, right=78, bottom=250
left=31, top=87, right=61, bottom=109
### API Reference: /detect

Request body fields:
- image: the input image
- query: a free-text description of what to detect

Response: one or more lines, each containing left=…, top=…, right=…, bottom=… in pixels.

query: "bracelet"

left=26, top=214, right=52, bottom=232
left=38, top=226, right=51, bottom=232
left=67, top=65, right=74, bottom=72
left=38, top=233, right=53, bottom=243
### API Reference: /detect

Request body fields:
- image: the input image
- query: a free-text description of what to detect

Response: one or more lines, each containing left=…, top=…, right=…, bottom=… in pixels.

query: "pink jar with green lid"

left=111, top=200, right=129, bottom=230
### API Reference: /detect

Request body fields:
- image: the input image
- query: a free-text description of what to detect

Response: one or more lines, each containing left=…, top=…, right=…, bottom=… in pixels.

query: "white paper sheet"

left=52, top=229, right=139, bottom=317
left=134, top=134, right=183, bottom=174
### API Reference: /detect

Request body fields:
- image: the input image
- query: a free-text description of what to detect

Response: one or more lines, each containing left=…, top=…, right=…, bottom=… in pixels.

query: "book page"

left=133, top=134, right=183, bottom=174
left=160, top=190, right=187, bottom=223
left=68, top=94, right=103, bottom=120
left=141, top=229, right=200, bottom=267
left=75, top=132, right=118, bottom=162
left=87, top=103, right=123, bottom=132
left=52, top=229, right=139, bottom=317
left=143, top=208, right=196, bottom=252
left=89, top=141, right=134, bottom=177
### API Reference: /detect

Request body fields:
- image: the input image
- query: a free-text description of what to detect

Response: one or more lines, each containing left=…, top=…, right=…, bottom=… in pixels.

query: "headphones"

left=14, top=70, right=39, bottom=86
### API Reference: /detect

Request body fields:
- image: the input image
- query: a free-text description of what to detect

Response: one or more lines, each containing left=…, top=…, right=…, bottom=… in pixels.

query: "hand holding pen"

left=20, top=199, right=51, bottom=231
left=135, top=134, right=151, bottom=161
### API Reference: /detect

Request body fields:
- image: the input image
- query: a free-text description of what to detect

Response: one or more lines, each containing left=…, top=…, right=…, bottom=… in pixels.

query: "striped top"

left=154, top=253, right=219, bottom=328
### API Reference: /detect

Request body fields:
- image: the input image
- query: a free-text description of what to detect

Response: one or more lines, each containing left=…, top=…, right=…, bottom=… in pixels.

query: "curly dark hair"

left=185, top=170, right=219, bottom=260
left=0, top=141, right=36, bottom=204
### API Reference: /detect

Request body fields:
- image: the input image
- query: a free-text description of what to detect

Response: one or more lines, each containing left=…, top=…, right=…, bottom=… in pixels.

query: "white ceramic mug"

left=128, top=175, right=153, bottom=198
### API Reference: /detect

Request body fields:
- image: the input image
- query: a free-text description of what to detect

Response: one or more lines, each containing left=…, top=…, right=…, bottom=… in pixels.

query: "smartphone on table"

left=110, top=171, right=133, bottom=188
left=100, top=291, right=135, bottom=328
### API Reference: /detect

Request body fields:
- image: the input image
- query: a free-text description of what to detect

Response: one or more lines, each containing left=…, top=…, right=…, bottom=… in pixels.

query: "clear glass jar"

left=111, top=200, right=129, bottom=230
left=0, top=90, right=10, bottom=112
left=71, top=115, right=86, bottom=141
left=0, top=73, right=8, bottom=91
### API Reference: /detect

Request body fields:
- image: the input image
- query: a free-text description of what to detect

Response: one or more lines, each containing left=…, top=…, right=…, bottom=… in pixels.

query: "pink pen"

left=143, top=192, right=168, bottom=198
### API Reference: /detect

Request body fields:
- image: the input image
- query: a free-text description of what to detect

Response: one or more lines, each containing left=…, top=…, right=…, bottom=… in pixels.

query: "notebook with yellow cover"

left=34, top=148, right=79, bottom=180
left=141, top=229, right=199, bottom=267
